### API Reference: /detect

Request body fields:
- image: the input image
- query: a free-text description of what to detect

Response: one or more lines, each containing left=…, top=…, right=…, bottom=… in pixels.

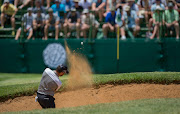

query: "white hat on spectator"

left=4, top=0, right=10, bottom=3
left=48, top=8, right=53, bottom=12
left=125, top=6, right=130, bottom=11
left=71, top=8, right=76, bottom=12
left=27, top=7, right=33, bottom=11
left=155, top=5, right=163, bottom=11
left=168, top=2, right=173, bottom=7
left=83, top=9, right=89, bottom=14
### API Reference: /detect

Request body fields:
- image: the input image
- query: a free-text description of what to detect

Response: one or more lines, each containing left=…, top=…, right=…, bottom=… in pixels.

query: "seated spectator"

left=92, top=0, right=106, bottom=22
left=0, top=0, right=17, bottom=36
left=123, top=6, right=140, bottom=38
left=61, top=0, right=74, bottom=11
left=81, top=9, right=99, bottom=38
left=63, top=8, right=81, bottom=38
left=78, top=0, right=92, bottom=9
left=51, top=0, right=66, bottom=19
left=14, top=0, right=32, bottom=9
left=15, top=8, right=34, bottom=40
left=33, top=8, right=45, bottom=38
left=137, top=0, right=154, bottom=27
left=44, top=8, right=60, bottom=40
left=73, top=0, right=83, bottom=13
left=103, top=7, right=125, bottom=39
left=33, top=0, right=46, bottom=14
left=123, top=0, right=139, bottom=25
left=150, top=6, right=164, bottom=39
left=164, top=2, right=179, bottom=39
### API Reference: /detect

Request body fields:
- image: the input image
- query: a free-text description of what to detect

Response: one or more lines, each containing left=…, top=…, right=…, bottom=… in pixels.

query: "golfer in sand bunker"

left=35, top=65, right=69, bottom=108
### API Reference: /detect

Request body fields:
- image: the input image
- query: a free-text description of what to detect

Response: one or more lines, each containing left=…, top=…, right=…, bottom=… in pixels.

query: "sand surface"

left=0, top=84, right=180, bottom=112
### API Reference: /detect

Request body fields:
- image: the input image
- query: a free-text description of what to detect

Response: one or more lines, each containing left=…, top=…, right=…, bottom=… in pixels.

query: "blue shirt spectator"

left=105, top=11, right=116, bottom=26
left=51, top=0, right=66, bottom=19
left=61, top=0, right=74, bottom=11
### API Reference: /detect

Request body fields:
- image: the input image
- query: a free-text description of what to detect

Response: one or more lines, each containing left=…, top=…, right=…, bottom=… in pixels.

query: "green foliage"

left=4, top=98, right=180, bottom=114
left=0, top=72, right=180, bottom=101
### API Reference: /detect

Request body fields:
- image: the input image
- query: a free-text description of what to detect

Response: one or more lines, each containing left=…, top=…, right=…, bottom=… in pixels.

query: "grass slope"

left=0, top=72, right=180, bottom=101
left=4, top=98, right=180, bottom=114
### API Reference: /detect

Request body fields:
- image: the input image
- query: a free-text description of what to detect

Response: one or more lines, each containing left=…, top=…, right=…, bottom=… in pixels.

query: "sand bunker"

left=0, top=84, right=180, bottom=112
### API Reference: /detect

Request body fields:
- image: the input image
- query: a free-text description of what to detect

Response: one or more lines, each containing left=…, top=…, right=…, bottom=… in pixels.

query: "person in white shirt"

left=15, top=7, right=34, bottom=40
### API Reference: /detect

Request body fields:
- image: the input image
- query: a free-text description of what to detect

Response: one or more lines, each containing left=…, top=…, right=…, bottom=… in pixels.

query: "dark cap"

left=56, top=65, right=69, bottom=74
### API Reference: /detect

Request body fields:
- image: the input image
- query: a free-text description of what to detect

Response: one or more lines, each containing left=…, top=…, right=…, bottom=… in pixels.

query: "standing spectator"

left=33, top=0, right=46, bottom=14
left=150, top=6, right=164, bottom=39
left=15, top=8, right=34, bottom=40
left=33, top=8, right=45, bottom=38
left=51, top=0, right=66, bottom=19
left=14, top=0, right=32, bottom=9
left=63, top=8, right=81, bottom=38
left=92, top=0, right=106, bottom=22
left=44, top=8, right=60, bottom=40
left=61, top=0, right=74, bottom=11
left=78, top=0, right=92, bottom=9
left=103, top=7, right=126, bottom=39
left=0, top=0, right=17, bottom=36
left=164, top=2, right=179, bottom=39
left=81, top=9, right=99, bottom=38
left=123, top=6, right=140, bottom=37
left=73, top=0, right=83, bottom=13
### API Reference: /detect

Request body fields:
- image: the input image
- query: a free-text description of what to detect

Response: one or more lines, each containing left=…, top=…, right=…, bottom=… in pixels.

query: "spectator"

left=15, top=8, right=34, bottom=40
left=33, top=8, right=45, bottom=38
left=150, top=6, right=164, bottom=39
left=92, top=0, right=106, bottom=22
left=63, top=8, right=81, bottom=38
left=73, top=0, right=83, bottom=13
left=14, top=0, right=32, bottom=9
left=33, top=0, right=46, bottom=14
left=78, top=0, right=92, bottom=9
left=123, top=6, right=140, bottom=37
left=61, top=0, right=74, bottom=11
left=44, top=8, right=60, bottom=40
left=103, top=7, right=125, bottom=39
left=81, top=9, right=99, bottom=38
left=51, top=0, right=66, bottom=19
left=164, top=2, right=179, bottom=39
left=0, top=0, right=17, bottom=36
left=147, top=0, right=165, bottom=38
left=137, top=0, right=154, bottom=27
left=123, top=0, right=139, bottom=26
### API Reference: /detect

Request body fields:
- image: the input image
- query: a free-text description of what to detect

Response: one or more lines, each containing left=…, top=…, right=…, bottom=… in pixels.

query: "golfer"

left=36, top=65, right=69, bottom=108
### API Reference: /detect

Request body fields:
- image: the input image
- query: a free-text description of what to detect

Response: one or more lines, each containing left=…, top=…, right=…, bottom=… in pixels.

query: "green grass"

left=4, top=98, right=180, bottom=114
left=0, top=72, right=180, bottom=101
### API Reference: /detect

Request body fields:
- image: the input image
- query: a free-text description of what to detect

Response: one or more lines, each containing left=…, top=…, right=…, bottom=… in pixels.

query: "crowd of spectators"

left=0, top=0, right=180, bottom=40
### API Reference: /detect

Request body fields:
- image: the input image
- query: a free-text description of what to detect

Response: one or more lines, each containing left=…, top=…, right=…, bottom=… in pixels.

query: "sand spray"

left=65, top=42, right=93, bottom=90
